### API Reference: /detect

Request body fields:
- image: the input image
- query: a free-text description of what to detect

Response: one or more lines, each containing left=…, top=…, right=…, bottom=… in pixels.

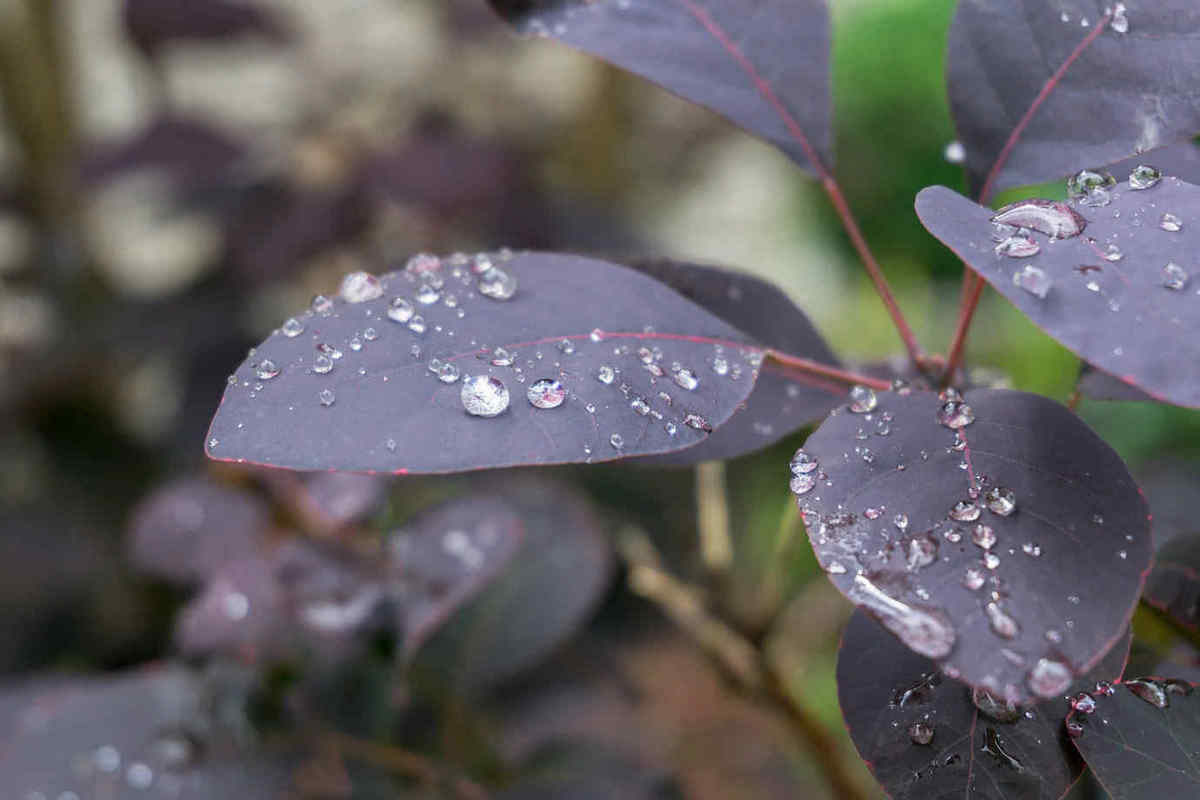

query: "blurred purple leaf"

left=206, top=251, right=767, bottom=472
left=916, top=178, right=1200, bottom=408
left=798, top=389, right=1149, bottom=704
left=487, top=0, right=832, bottom=176
left=838, top=608, right=1129, bottom=800
left=124, top=0, right=289, bottom=59
left=947, top=1, right=1200, bottom=197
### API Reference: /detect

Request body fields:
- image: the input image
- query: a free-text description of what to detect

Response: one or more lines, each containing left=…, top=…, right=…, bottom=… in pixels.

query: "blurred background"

left=2, top=0, right=1199, bottom=797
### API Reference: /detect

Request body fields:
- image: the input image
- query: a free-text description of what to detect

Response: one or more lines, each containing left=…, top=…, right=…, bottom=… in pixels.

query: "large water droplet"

left=313, top=355, right=333, bottom=374
left=1110, top=1, right=1129, bottom=33
left=1126, top=678, right=1169, bottom=708
left=478, top=267, right=517, bottom=300
left=255, top=360, right=280, bottom=380
left=972, top=523, right=996, bottom=549
left=340, top=271, right=382, bottom=303
left=992, top=199, right=1087, bottom=238
left=908, top=722, right=935, bottom=745
left=906, top=536, right=938, bottom=570
left=790, top=449, right=818, bottom=475
left=849, top=385, right=878, bottom=413
left=1160, top=213, right=1183, bottom=232
left=985, top=601, right=1020, bottom=639
left=527, top=378, right=566, bottom=409
left=790, top=473, right=816, bottom=495
left=950, top=501, right=981, bottom=522
left=281, top=317, right=305, bottom=337
left=460, top=375, right=510, bottom=417
left=994, top=232, right=1040, bottom=257
left=849, top=574, right=955, bottom=659
left=1012, top=265, right=1052, bottom=298
left=672, top=366, right=699, bottom=391
left=984, top=487, right=1016, bottom=516
left=1066, top=169, right=1115, bottom=207
left=1028, top=658, right=1073, bottom=699
left=1128, top=163, right=1160, bottom=190
left=1162, top=262, right=1189, bottom=290
left=937, top=400, right=975, bottom=429
left=387, top=297, right=415, bottom=323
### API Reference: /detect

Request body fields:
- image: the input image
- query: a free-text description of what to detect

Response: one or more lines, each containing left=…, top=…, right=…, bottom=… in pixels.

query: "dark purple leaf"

left=916, top=178, right=1200, bottom=408
left=630, top=258, right=843, bottom=463
left=1137, top=459, right=1200, bottom=549
left=797, top=388, right=1150, bottom=704
left=411, top=479, right=612, bottom=694
left=206, top=251, right=764, bottom=472
left=1068, top=678, right=1200, bottom=799
left=1102, top=140, right=1200, bottom=188
left=1143, top=535, right=1200, bottom=634
left=947, top=1, right=1200, bottom=197
left=127, top=476, right=268, bottom=587
left=487, top=0, right=831, bottom=175
left=1076, top=364, right=1157, bottom=404
left=0, top=667, right=295, bottom=798
left=838, top=609, right=1129, bottom=800
left=259, top=471, right=390, bottom=532
left=123, top=0, right=289, bottom=59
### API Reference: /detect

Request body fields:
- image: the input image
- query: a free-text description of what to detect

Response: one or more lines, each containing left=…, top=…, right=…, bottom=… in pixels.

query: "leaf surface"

left=487, top=0, right=832, bottom=175
left=797, top=388, right=1149, bottom=704
left=916, top=179, right=1200, bottom=408
left=947, top=1, right=1200, bottom=196
left=838, top=609, right=1129, bottom=800
left=205, top=251, right=765, bottom=472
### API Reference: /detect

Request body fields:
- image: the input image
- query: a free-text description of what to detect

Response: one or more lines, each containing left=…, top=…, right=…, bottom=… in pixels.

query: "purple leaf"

left=1068, top=678, right=1200, bottom=799
left=796, top=388, right=1149, bottom=704
left=1077, top=364, right=1158, bottom=404
left=630, top=258, right=843, bottom=463
left=487, top=0, right=832, bottom=176
left=947, top=1, right=1200, bottom=197
left=916, top=179, right=1200, bottom=408
left=127, top=476, right=269, bottom=587
left=124, top=0, right=289, bottom=59
left=205, top=251, right=765, bottom=473
left=838, top=609, right=1129, bottom=800
left=1142, top=536, right=1200, bottom=634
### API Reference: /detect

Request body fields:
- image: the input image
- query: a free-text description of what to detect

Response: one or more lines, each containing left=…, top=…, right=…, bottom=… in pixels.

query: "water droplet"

left=712, top=355, right=729, bottom=376
left=1067, top=169, right=1116, bottom=206
left=994, top=232, right=1040, bottom=257
left=951, top=501, right=981, bottom=522
left=985, top=487, right=1016, bottom=516
left=906, top=536, right=939, bottom=570
left=478, top=267, right=517, bottom=300
left=255, top=360, right=279, bottom=380
left=1086, top=279, right=1101, bottom=292
left=1092, top=513, right=1105, bottom=525
left=973, top=688, right=1021, bottom=722
left=1128, top=163, right=1160, bottom=189
left=849, top=385, right=878, bottom=413
left=1102, top=244, right=1123, bottom=261
left=311, top=294, right=334, bottom=314
left=408, top=315, right=426, bottom=334
left=388, top=297, right=415, bottom=323
left=281, top=317, right=305, bottom=337
left=971, top=523, right=997, bottom=549
left=1110, top=2, right=1129, bottom=33
left=313, top=355, right=333, bottom=374
left=1126, top=678, right=1169, bottom=708
left=126, top=762, right=154, bottom=789
left=609, top=433, right=624, bottom=450
left=825, top=561, right=847, bottom=575
left=790, top=449, right=818, bottom=475
left=461, top=375, right=510, bottom=417
left=557, top=338, right=575, bottom=355
left=986, top=601, right=1020, bottom=639
left=1065, top=719, right=1085, bottom=738
left=893, top=513, right=909, bottom=531
left=438, top=363, right=461, bottom=383
left=1012, top=264, right=1052, bottom=298
left=1028, top=658, right=1073, bottom=699
left=1160, top=213, right=1183, bottom=232
left=683, top=413, right=712, bottom=432
left=319, top=389, right=335, bottom=407
left=589, top=328, right=604, bottom=343
left=1071, top=693, right=1096, bottom=714
left=984, top=552, right=1000, bottom=569
left=340, top=271, right=382, bottom=303
left=630, top=396, right=651, bottom=416
left=405, top=252, right=441, bottom=274
left=597, top=365, right=616, bottom=384
left=1095, top=680, right=1115, bottom=696
left=672, top=366, right=699, bottom=391
left=1162, top=262, right=1189, bottom=290
left=665, top=421, right=678, bottom=436
left=848, top=574, right=955, bottom=659
left=349, top=336, right=363, bottom=352
left=963, top=567, right=985, bottom=591
left=908, top=722, right=935, bottom=745
left=790, top=474, right=816, bottom=495
left=527, top=378, right=566, bottom=409
left=992, top=199, right=1087, bottom=238
left=1022, top=542, right=1041, bottom=557
left=937, top=400, right=975, bottom=428
left=415, top=283, right=441, bottom=305
left=944, top=140, right=965, bottom=164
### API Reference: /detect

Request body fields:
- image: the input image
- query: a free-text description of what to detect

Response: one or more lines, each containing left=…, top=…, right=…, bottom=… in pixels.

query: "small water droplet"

left=311, top=294, right=334, bottom=314
left=557, top=338, right=575, bottom=355
left=1110, top=2, right=1129, bottom=32
left=609, top=433, right=624, bottom=450
left=438, top=363, right=461, bottom=383
left=683, top=412, right=712, bottom=432
left=848, top=385, right=878, bottom=413
left=937, top=400, right=975, bottom=428
left=1012, top=265, right=1052, bottom=298
left=665, top=421, right=678, bottom=436
left=906, top=536, right=939, bottom=570
left=313, top=354, right=334, bottom=374
left=983, top=552, right=1000, bottom=569
left=1128, top=163, right=1160, bottom=189
left=1022, top=542, right=1041, bottom=557
left=963, top=567, right=985, bottom=591
left=825, top=561, right=847, bottom=575
left=790, top=474, right=816, bottom=495
left=1071, top=693, right=1096, bottom=714
left=985, top=487, right=1016, bottom=516
left=992, top=199, right=1087, bottom=238
left=478, top=267, right=518, bottom=300
left=1102, top=244, right=1123, bottom=261
left=349, top=335, right=363, bottom=352
left=1160, top=213, right=1183, bottom=232
left=319, top=388, right=335, bottom=407
left=126, top=762, right=154, bottom=789
left=1028, top=658, right=1073, bottom=699
left=1067, top=169, right=1115, bottom=207
left=255, top=360, right=279, bottom=380
left=281, top=317, right=305, bottom=338
left=790, top=449, right=818, bottom=475
left=387, top=297, right=415, bottom=323
left=415, top=283, right=441, bottom=305
left=908, top=722, right=935, bottom=745
left=986, top=601, right=1020, bottom=639
left=1126, top=678, right=1169, bottom=708
left=972, top=523, right=997, bottom=549
left=1162, top=262, right=1189, bottom=290
left=893, top=513, right=909, bottom=531
left=630, top=396, right=651, bottom=416
left=408, top=315, right=426, bottom=334
left=712, top=355, right=729, bottom=376
left=994, top=232, right=1041, bottom=257
left=597, top=365, right=616, bottom=384
left=672, top=366, right=699, bottom=391
left=405, top=252, right=441, bottom=274
left=1095, top=680, right=1115, bottom=696
left=340, top=271, right=382, bottom=302
left=461, top=375, right=510, bottom=417
left=951, top=501, right=982, bottom=522
left=527, top=378, right=566, bottom=409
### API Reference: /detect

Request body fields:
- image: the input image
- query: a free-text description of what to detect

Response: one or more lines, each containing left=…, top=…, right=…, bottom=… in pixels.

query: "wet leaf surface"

left=411, top=479, right=612, bottom=695
left=797, top=388, right=1149, bottom=704
left=206, top=251, right=763, bottom=473
left=487, top=0, right=831, bottom=175
left=1068, top=678, right=1200, bottom=799
left=838, top=609, right=1130, bottom=800
left=630, top=258, right=843, bottom=463
left=916, top=178, right=1200, bottom=408
left=0, top=666, right=296, bottom=798
left=1142, top=535, right=1200, bottom=634
left=947, top=1, right=1200, bottom=196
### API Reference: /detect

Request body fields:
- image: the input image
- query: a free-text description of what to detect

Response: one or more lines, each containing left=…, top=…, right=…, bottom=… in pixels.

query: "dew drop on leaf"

left=340, top=271, right=382, bottom=303
left=281, top=317, right=304, bottom=337
left=848, top=385, right=878, bottom=413
left=1110, top=1, right=1129, bottom=33
left=790, top=449, right=818, bottom=475
left=597, top=365, right=616, bottom=385
left=1126, top=678, right=1169, bottom=708
left=893, top=513, right=909, bottom=531
left=848, top=574, right=955, bottom=659
left=790, top=474, right=816, bottom=496
left=1012, top=265, right=1052, bottom=298
left=609, top=433, right=624, bottom=450
left=313, top=355, right=333, bottom=374
left=1071, top=692, right=1096, bottom=713
left=478, top=267, right=518, bottom=300
left=985, top=601, right=1020, bottom=639
left=255, top=360, right=279, bottom=380
left=318, top=388, right=335, bottom=407
left=1160, top=213, right=1183, bottom=232
left=937, top=400, right=975, bottom=428
left=984, top=487, right=1017, bottom=516
left=1027, top=658, right=1073, bottom=699
left=1128, top=163, right=1160, bottom=190
left=438, top=363, right=461, bottom=384
left=950, top=501, right=981, bottom=522
left=991, top=199, right=1086, bottom=238
left=311, top=294, right=333, bottom=314
left=1066, top=169, right=1115, bottom=207
left=908, top=722, right=934, bottom=745
left=972, top=687, right=1020, bottom=722
left=387, top=297, right=414, bottom=323
left=971, top=523, right=996, bottom=549
left=1162, top=262, right=1189, bottom=290
left=672, top=366, right=700, bottom=391
left=994, top=233, right=1040, bottom=257
left=963, top=567, right=985, bottom=591
left=461, top=375, right=509, bottom=417
left=527, top=378, right=566, bottom=409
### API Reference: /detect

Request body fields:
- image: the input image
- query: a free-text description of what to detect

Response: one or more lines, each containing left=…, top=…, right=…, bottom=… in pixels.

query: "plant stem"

left=326, top=730, right=489, bottom=800
left=766, top=349, right=892, bottom=392
left=822, top=177, right=924, bottom=366
left=696, top=462, right=734, bottom=573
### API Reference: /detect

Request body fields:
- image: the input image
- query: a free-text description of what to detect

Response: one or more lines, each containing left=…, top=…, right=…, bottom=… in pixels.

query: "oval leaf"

left=631, top=258, right=843, bottom=462
left=205, top=251, right=765, bottom=472
left=1068, top=678, right=1200, bottom=799
left=487, top=0, right=832, bottom=175
left=796, top=388, right=1149, bottom=704
left=838, top=608, right=1129, bottom=800
left=947, top=1, right=1200, bottom=196
left=1143, top=535, right=1200, bottom=634
left=916, top=179, right=1200, bottom=408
